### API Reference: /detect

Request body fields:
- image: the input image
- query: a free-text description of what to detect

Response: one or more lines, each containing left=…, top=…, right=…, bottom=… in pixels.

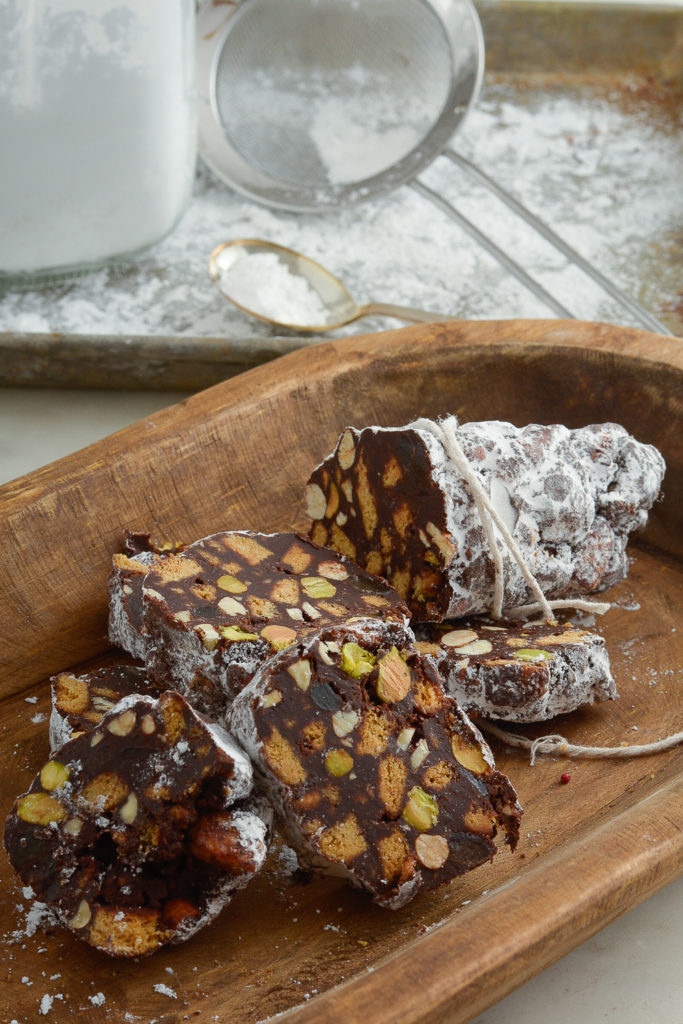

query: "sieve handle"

left=359, top=301, right=453, bottom=324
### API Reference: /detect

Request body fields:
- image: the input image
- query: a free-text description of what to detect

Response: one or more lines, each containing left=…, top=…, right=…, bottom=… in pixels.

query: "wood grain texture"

left=0, top=319, right=681, bottom=1023
left=0, top=329, right=309, bottom=391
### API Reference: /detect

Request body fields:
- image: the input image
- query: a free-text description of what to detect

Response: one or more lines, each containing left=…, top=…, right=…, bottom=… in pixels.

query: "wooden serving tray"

left=1, top=320, right=681, bottom=1024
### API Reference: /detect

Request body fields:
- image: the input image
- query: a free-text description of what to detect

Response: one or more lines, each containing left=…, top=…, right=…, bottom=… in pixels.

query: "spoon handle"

left=359, top=301, right=453, bottom=324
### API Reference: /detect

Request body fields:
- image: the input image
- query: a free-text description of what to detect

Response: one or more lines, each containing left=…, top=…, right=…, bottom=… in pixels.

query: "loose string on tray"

left=477, top=721, right=683, bottom=766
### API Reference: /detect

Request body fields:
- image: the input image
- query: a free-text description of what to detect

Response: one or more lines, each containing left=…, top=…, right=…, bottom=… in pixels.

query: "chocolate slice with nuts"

left=50, top=664, right=152, bottom=751
left=228, top=618, right=521, bottom=909
left=142, top=531, right=409, bottom=718
left=306, top=420, right=665, bottom=619
left=5, top=691, right=270, bottom=957
left=415, top=619, right=617, bottom=722
left=108, top=531, right=185, bottom=661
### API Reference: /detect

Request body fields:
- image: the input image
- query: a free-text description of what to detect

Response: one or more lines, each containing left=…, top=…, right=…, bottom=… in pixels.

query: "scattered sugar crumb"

left=25, top=696, right=38, bottom=704
left=153, top=983, right=177, bottom=999
left=276, top=845, right=299, bottom=875
left=31, top=712, right=46, bottom=724
left=39, top=993, right=64, bottom=1015
left=89, top=992, right=106, bottom=1006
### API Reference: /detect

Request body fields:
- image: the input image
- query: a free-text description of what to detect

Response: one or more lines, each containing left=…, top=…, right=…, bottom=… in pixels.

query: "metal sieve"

left=197, top=0, right=670, bottom=334
left=197, top=0, right=484, bottom=213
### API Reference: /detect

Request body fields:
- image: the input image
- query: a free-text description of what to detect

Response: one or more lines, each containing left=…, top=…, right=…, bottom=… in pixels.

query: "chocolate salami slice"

left=415, top=619, right=616, bottom=722
left=108, top=532, right=185, bottom=661
left=142, top=531, right=409, bottom=718
left=228, top=619, right=521, bottom=909
left=50, top=664, right=151, bottom=751
left=5, top=691, right=269, bottom=957
left=305, top=420, right=665, bottom=620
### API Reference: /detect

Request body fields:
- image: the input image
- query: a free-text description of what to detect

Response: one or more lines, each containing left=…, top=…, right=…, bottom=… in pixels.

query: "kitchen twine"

left=412, top=415, right=683, bottom=763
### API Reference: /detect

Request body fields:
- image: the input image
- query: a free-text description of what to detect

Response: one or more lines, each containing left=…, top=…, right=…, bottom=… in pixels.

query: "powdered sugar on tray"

left=0, top=77, right=680, bottom=337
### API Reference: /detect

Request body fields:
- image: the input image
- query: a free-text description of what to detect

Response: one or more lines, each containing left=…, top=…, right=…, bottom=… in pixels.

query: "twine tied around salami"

left=414, top=416, right=682, bottom=764
left=411, top=416, right=611, bottom=624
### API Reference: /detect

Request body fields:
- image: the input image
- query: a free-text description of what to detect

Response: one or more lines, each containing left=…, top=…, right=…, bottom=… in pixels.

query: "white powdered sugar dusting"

left=401, top=418, right=665, bottom=618
left=0, top=79, right=679, bottom=336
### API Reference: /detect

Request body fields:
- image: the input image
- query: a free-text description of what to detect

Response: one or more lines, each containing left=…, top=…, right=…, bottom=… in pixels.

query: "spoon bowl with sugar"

left=209, top=239, right=451, bottom=333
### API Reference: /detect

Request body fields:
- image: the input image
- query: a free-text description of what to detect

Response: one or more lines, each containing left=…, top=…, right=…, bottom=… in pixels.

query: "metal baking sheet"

left=0, top=0, right=681, bottom=390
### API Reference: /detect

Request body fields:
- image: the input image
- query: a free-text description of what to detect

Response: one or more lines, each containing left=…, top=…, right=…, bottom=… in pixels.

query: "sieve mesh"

left=214, top=0, right=453, bottom=190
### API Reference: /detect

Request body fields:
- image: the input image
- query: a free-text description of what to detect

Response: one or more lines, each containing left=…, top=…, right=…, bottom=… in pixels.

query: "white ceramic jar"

left=0, top=0, right=196, bottom=282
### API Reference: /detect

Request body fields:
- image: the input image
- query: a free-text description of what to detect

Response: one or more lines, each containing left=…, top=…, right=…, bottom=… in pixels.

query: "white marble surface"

left=0, top=387, right=680, bottom=1023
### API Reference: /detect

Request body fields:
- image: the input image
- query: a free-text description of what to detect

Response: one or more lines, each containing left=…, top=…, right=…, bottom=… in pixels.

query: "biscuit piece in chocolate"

left=228, top=618, right=521, bottom=909
left=50, top=664, right=150, bottom=751
left=143, top=531, right=409, bottom=718
left=108, top=532, right=185, bottom=660
left=5, top=691, right=269, bottom=957
left=306, top=419, right=665, bottom=620
left=415, top=619, right=616, bottom=722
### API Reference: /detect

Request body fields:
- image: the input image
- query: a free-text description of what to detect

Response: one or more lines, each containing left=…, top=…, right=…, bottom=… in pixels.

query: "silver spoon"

left=209, top=239, right=451, bottom=333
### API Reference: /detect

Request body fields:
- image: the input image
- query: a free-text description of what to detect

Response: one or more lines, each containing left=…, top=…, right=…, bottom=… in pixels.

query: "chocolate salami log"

left=228, top=618, right=521, bottom=909
left=50, top=664, right=151, bottom=750
left=108, top=532, right=185, bottom=661
left=5, top=691, right=270, bottom=957
left=305, top=420, right=665, bottom=620
left=143, top=531, right=409, bottom=718
left=415, top=620, right=616, bottom=722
